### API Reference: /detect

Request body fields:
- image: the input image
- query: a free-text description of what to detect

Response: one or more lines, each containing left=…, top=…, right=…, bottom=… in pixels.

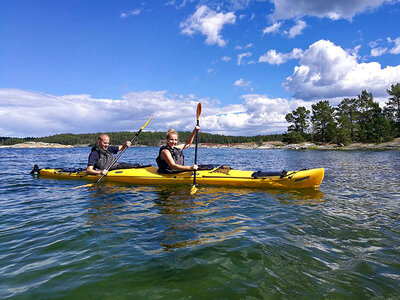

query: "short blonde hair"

left=166, top=129, right=178, bottom=139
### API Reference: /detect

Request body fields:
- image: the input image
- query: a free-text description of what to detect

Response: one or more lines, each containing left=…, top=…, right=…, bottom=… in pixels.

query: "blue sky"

left=1, top=0, right=400, bottom=137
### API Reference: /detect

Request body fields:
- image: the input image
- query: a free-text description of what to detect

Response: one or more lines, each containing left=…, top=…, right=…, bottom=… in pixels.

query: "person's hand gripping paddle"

left=74, top=115, right=153, bottom=189
left=190, top=103, right=201, bottom=195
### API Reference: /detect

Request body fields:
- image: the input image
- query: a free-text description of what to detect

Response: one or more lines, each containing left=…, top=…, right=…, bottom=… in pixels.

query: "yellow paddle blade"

left=72, top=183, right=94, bottom=189
left=141, top=114, right=153, bottom=130
left=190, top=185, right=198, bottom=195
left=196, top=103, right=202, bottom=120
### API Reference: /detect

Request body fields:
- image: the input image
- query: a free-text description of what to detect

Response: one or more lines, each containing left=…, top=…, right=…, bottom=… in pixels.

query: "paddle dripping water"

left=1, top=147, right=399, bottom=299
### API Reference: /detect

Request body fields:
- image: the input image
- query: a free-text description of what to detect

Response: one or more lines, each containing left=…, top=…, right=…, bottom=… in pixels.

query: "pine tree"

left=336, top=98, right=359, bottom=142
left=311, top=100, right=336, bottom=143
left=284, top=106, right=310, bottom=143
left=356, top=90, right=393, bottom=142
left=385, top=83, right=400, bottom=136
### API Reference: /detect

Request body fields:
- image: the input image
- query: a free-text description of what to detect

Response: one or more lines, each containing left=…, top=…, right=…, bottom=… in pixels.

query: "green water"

left=1, top=148, right=399, bottom=299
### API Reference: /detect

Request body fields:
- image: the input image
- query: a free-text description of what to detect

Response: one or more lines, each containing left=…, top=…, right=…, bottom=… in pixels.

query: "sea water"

left=0, top=147, right=399, bottom=299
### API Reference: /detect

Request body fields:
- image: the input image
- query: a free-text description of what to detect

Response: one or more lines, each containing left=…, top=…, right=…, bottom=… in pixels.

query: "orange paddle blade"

left=196, top=103, right=202, bottom=121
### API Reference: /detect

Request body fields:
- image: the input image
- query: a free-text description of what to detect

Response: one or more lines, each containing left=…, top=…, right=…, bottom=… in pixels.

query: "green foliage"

left=386, top=83, right=400, bottom=133
left=285, top=106, right=310, bottom=135
left=335, top=127, right=352, bottom=145
left=286, top=84, right=399, bottom=144
left=283, top=131, right=306, bottom=144
left=311, top=100, right=336, bottom=143
left=0, top=137, right=36, bottom=145
left=336, top=98, right=359, bottom=142
left=356, top=90, right=375, bottom=142
left=365, top=103, right=394, bottom=142
left=0, top=132, right=284, bottom=146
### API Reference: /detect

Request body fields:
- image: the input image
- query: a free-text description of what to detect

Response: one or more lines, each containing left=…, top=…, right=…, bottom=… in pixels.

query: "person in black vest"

left=86, top=134, right=131, bottom=176
left=156, top=126, right=200, bottom=173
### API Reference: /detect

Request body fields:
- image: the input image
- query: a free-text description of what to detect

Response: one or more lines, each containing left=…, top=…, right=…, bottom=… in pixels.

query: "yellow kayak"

left=35, top=165, right=324, bottom=189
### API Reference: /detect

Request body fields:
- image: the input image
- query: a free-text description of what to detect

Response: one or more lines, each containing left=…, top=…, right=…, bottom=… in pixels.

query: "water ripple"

left=0, top=148, right=399, bottom=298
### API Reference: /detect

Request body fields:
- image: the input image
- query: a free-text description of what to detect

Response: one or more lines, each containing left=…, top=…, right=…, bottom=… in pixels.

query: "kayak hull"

left=38, top=166, right=324, bottom=189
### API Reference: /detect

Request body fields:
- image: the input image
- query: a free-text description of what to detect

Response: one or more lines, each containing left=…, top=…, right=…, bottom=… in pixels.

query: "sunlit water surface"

left=0, top=147, right=399, bottom=299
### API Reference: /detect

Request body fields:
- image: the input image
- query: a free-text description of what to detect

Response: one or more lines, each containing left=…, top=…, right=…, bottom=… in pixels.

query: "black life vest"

left=156, top=146, right=184, bottom=173
left=92, top=145, right=116, bottom=171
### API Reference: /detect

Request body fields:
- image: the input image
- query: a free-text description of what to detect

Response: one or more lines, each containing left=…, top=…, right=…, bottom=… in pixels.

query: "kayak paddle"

left=190, top=103, right=201, bottom=195
left=74, top=114, right=153, bottom=189
left=96, top=114, right=153, bottom=184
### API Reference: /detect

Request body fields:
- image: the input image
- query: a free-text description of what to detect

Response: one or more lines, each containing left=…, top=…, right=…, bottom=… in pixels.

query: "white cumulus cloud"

left=180, top=5, right=236, bottom=47
left=234, top=78, right=254, bottom=91
left=283, top=39, right=400, bottom=100
left=206, top=94, right=312, bottom=135
left=285, top=19, right=307, bottom=38
left=389, top=37, right=400, bottom=54
left=371, top=47, right=388, bottom=57
left=259, top=48, right=303, bottom=65
left=270, top=0, right=393, bottom=21
left=0, top=89, right=202, bottom=137
left=369, top=37, right=400, bottom=56
left=263, top=22, right=281, bottom=35
left=0, top=88, right=312, bottom=137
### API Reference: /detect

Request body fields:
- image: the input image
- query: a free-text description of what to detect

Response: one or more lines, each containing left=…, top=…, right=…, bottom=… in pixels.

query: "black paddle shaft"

left=193, top=119, right=199, bottom=185
left=96, top=128, right=143, bottom=183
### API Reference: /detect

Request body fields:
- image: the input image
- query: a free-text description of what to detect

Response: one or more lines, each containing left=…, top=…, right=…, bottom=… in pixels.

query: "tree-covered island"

left=284, top=83, right=400, bottom=145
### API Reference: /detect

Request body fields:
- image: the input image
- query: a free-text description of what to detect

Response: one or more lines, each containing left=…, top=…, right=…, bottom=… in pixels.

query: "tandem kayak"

left=33, top=165, right=324, bottom=189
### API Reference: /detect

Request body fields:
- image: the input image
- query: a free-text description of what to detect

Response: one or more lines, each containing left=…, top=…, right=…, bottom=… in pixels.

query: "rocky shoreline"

left=0, top=142, right=76, bottom=148
left=1, top=138, right=399, bottom=150
left=199, top=138, right=400, bottom=150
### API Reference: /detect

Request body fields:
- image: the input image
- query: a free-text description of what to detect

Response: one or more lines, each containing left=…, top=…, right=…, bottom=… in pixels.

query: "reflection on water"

left=153, top=186, right=244, bottom=252
left=82, top=182, right=325, bottom=253
left=269, top=188, right=326, bottom=205
left=84, top=184, right=157, bottom=227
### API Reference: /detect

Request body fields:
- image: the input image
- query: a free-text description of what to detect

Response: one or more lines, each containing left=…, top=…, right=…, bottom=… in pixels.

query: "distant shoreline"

left=0, top=142, right=77, bottom=149
left=1, top=139, right=400, bottom=150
